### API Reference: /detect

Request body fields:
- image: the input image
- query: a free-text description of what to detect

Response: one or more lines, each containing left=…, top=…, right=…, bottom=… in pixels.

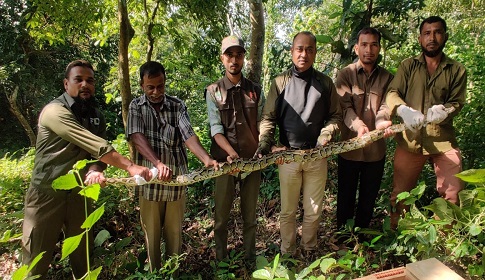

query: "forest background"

left=1, top=0, right=484, bottom=279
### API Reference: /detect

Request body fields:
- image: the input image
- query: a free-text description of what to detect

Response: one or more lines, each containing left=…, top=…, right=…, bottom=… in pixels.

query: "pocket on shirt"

left=351, top=87, right=365, bottom=109
left=161, top=123, right=181, bottom=148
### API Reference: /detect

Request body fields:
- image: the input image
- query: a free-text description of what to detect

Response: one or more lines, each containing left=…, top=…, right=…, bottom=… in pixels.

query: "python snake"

left=107, top=123, right=407, bottom=187
left=106, top=106, right=454, bottom=187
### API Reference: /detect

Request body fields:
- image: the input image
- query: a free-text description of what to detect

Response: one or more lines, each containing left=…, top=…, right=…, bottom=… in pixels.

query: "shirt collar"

left=137, top=93, right=170, bottom=110
left=415, top=52, right=454, bottom=67
left=63, top=92, right=76, bottom=107
left=222, top=74, right=246, bottom=90
left=355, top=60, right=380, bottom=76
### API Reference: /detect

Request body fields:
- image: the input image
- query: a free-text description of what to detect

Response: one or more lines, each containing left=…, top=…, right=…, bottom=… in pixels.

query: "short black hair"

left=139, top=61, right=166, bottom=82
left=292, top=31, right=317, bottom=45
left=356, top=27, right=381, bottom=45
left=419, top=16, right=447, bottom=33
left=65, top=60, right=94, bottom=79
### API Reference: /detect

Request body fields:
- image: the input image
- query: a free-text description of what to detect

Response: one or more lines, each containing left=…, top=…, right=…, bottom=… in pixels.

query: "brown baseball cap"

left=221, top=35, right=246, bottom=54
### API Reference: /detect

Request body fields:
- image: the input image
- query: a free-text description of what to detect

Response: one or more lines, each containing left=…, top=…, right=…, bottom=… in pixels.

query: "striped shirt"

left=126, top=94, right=196, bottom=201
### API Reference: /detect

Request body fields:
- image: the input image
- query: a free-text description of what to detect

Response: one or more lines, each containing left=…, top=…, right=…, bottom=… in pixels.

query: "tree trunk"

left=5, top=85, right=36, bottom=146
left=118, top=0, right=135, bottom=127
left=246, top=0, right=265, bottom=85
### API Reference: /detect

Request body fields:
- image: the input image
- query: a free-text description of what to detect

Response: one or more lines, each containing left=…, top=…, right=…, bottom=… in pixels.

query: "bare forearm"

left=130, top=132, right=160, bottom=165
left=185, top=135, right=212, bottom=164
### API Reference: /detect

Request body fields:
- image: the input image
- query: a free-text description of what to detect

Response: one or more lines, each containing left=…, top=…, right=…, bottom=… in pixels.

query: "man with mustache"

left=205, top=35, right=264, bottom=264
left=386, top=16, right=467, bottom=229
left=127, top=61, right=218, bottom=272
left=335, top=27, right=394, bottom=236
left=22, top=60, right=152, bottom=279
left=257, top=31, right=342, bottom=259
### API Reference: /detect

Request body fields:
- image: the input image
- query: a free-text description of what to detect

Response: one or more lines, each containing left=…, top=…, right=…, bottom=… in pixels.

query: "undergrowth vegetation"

left=1, top=143, right=484, bottom=279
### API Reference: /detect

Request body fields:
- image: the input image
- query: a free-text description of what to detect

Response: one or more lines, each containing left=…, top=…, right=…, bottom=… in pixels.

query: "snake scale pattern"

left=106, top=123, right=409, bottom=187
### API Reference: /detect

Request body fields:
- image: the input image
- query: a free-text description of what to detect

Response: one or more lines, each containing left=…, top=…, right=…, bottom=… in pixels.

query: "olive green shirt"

left=386, top=53, right=467, bottom=155
left=30, top=93, right=114, bottom=195
left=336, top=61, right=393, bottom=162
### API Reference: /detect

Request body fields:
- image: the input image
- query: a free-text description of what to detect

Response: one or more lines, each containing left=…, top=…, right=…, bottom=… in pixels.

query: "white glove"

left=133, top=167, right=158, bottom=185
left=426, top=104, right=448, bottom=124
left=397, top=105, right=425, bottom=132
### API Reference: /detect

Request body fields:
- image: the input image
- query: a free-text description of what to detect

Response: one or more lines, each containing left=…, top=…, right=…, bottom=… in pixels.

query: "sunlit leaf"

left=52, top=173, right=79, bottom=191
left=469, top=224, right=482, bottom=236
left=81, top=203, right=105, bottom=229
left=79, top=183, right=101, bottom=201
left=320, top=258, right=336, bottom=273
left=455, top=169, right=485, bottom=184
left=85, top=266, right=102, bottom=280
left=61, top=233, right=84, bottom=260
left=252, top=269, right=271, bottom=279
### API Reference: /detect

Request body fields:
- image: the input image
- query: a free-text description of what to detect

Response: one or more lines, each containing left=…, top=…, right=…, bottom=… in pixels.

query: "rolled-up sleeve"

left=205, top=89, right=224, bottom=137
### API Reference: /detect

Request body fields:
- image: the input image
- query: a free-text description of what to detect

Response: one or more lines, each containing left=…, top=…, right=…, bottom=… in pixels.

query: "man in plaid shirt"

left=127, top=61, right=218, bottom=271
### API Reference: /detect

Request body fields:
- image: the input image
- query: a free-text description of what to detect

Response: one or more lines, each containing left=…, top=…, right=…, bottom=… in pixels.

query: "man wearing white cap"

left=205, top=35, right=264, bottom=262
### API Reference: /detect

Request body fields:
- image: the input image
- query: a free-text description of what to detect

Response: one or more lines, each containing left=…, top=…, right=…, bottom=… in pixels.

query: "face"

left=355, top=33, right=380, bottom=66
left=221, top=46, right=245, bottom=76
left=64, top=66, right=95, bottom=101
left=419, top=21, right=448, bottom=58
left=291, top=34, right=316, bottom=72
left=141, top=73, right=165, bottom=104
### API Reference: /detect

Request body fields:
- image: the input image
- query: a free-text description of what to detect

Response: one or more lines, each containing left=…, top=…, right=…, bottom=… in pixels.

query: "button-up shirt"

left=336, top=61, right=393, bottom=161
left=126, top=94, right=196, bottom=201
left=386, top=53, right=467, bottom=155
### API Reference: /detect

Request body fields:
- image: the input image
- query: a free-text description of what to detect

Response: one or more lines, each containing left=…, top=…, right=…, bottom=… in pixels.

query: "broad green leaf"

left=459, top=189, right=477, bottom=209
left=455, top=169, right=485, bottom=184
left=82, top=203, right=105, bottom=229
left=52, top=173, right=79, bottom=191
left=252, top=269, right=271, bottom=279
left=115, top=236, right=133, bottom=250
left=73, top=159, right=89, bottom=170
left=79, top=183, right=101, bottom=201
left=94, top=229, right=111, bottom=247
left=320, top=258, right=336, bottom=273
left=0, top=230, right=11, bottom=242
left=469, top=224, right=482, bottom=236
left=12, top=265, right=29, bottom=280
left=315, top=35, right=333, bottom=44
left=256, top=255, right=269, bottom=269
left=61, top=233, right=84, bottom=260
left=410, top=182, right=426, bottom=197
left=428, top=225, right=437, bottom=244
left=355, top=257, right=365, bottom=269
left=85, top=266, right=102, bottom=280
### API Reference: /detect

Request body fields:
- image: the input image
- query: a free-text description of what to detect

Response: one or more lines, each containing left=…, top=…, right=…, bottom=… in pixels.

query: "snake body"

left=106, top=123, right=407, bottom=187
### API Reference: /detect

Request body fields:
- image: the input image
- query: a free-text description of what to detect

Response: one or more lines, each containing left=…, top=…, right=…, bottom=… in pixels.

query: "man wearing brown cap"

left=205, top=35, right=264, bottom=263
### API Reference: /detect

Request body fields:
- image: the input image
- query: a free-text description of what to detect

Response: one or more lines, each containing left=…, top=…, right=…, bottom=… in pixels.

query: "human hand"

left=376, top=120, right=395, bottom=138
left=84, top=170, right=107, bottom=188
left=204, top=158, right=219, bottom=171
left=397, top=105, right=425, bottom=132
left=271, top=146, right=287, bottom=165
left=155, top=161, right=173, bottom=181
left=254, top=140, right=272, bottom=159
left=127, top=164, right=152, bottom=182
left=357, top=125, right=370, bottom=138
left=426, top=104, right=448, bottom=124
left=226, top=152, right=239, bottom=164
left=316, top=131, right=332, bottom=147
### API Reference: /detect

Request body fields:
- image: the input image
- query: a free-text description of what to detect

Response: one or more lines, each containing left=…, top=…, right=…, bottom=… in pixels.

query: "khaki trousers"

left=139, top=195, right=185, bottom=271
left=390, top=146, right=464, bottom=227
left=22, top=187, right=92, bottom=279
left=214, top=171, right=261, bottom=260
left=278, top=158, right=327, bottom=254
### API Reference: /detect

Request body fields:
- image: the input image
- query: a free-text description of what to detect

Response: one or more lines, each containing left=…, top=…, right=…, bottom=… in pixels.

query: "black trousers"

left=337, top=155, right=385, bottom=229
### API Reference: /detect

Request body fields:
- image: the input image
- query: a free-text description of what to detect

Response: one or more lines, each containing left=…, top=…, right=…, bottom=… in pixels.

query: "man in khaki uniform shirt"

left=23, top=60, right=151, bottom=279
left=386, top=16, right=467, bottom=228
left=335, top=27, right=394, bottom=233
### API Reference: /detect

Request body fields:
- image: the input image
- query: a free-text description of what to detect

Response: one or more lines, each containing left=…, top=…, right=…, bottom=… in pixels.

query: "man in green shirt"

left=386, top=16, right=467, bottom=228
left=22, top=60, right=151, bottom=279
